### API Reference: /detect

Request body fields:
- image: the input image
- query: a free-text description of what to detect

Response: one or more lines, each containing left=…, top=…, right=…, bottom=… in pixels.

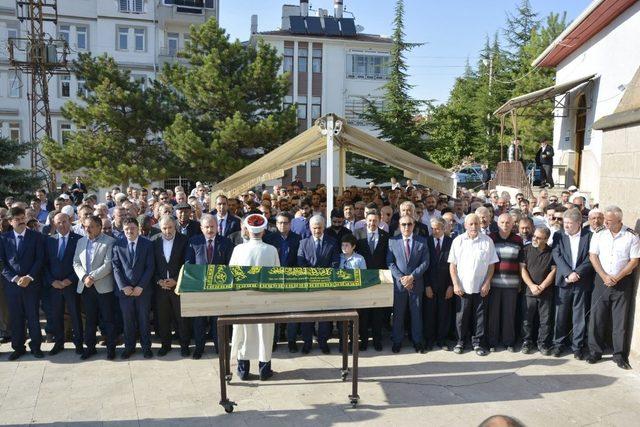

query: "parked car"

left=455, top=164, right=495, bottom=186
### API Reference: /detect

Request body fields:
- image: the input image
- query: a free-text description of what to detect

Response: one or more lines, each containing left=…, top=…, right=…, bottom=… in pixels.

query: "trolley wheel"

left=341, top=370, right=349, bottom=381
left=225, top=374, right=233, bottom=384
left=349, top=395, right=359, bottom=408
left=220, top=400, right=236, bottom=413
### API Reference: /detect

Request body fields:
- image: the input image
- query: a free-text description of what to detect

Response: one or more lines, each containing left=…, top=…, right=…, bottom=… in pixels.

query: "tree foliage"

left=347, top=0, right=425, bottom=183
left=0, top=137, right=42, bottom=200
left=42, top=53, right=177, bottom=187
left=160, top=18, right=297, bottom=182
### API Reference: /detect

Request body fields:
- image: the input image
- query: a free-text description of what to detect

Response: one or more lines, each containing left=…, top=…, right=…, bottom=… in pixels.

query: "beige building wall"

left=598, top=123, right=640, bottom=362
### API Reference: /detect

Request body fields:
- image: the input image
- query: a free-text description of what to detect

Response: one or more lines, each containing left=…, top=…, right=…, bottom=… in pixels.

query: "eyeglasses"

left=549, top=198, right=558, bottom=202
left=400, top=223, right=414, bottom=227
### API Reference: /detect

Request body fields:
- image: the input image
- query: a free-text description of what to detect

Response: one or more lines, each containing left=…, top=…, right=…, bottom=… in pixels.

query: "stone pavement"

left=1, top=339, right=639, bottom=426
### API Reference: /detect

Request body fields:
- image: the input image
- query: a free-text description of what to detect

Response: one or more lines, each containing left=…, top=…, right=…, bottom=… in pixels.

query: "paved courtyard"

left=1, top=339, right=639, bottom=426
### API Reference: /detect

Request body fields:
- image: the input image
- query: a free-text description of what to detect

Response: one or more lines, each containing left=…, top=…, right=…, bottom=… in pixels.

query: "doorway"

left=574, top=94, right=587, bottom=187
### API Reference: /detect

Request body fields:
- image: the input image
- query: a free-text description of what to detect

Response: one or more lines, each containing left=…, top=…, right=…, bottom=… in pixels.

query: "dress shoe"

left=551, top=346, right=563, bottom=358
left=158, top=346, right=171, bottom=357
left=373, top=342, right=383, bottom=352
left=9, top=350, right=26, bottom=361
left=49, top=343, right=64, bottom=356
left=538, top=345, right=552, bottom=356
left=75, top=346, right=84, bottom=355
left=192, top=349, right=203, bottom=360
left=260, top=370, right=274, bottom=381
left=359, top=341, right=368, bottom=352
left=453, top=344, right=464, bottom=354
left=0, top=336, right=11, bottom=344
left=320, top=342, right=330, bottom=354
left=614, top=358, right=632, bottom=370
left=120, top=349, right=135, bottom=360
left=107, top=348, right=116, bottom=360
left=474, top=346, right=488, bottom=357
left=391, top=344, right=401, bottom=353
left=181, top=346, right=191, bottom=357
left=414, top=343, right=425, bottom=354
left=81, top=348, right=97, bottom=360
left=573, top=349, right=585, bottom=360
left=288, top=341, right=298, bottom=353
left=143, top=349, right=153, bottom=359
left=301, top=343, right=311, bottom=354
left=586, top=354, right=601, bottom=364
left=521, top=344, right=532, bottom=354
left=31, top=349, right=44, bottom=359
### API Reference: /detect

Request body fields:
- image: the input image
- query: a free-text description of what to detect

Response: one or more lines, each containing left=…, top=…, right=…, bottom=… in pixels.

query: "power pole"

left=8, top=0, right=70, bottom=192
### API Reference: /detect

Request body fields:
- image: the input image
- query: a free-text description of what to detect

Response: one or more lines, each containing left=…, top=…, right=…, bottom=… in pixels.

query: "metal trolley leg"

left=218, top=321, right=236, bottom=413
left=350, top=316, right=360, bottom=407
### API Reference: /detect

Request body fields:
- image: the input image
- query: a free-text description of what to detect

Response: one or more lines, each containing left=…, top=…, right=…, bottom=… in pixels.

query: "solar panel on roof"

left=323, top=17, right=340, bottom=36
left=289, top=15, right=307, bottom=34
left=305, top=16, right=324, bottom=35
left=339, top=18, right=356, bottom=36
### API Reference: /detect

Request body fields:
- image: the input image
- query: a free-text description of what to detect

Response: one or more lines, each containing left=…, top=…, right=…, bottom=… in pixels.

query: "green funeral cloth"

left=177, top=265, right=382, bottom=293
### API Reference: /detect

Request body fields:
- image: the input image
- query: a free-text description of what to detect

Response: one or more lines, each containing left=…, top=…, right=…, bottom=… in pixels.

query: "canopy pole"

left=338, top=143, right=346, bottom=196
left=322, top=115, right=335, bottom=227
left=500, top=114, right=505, bottom=162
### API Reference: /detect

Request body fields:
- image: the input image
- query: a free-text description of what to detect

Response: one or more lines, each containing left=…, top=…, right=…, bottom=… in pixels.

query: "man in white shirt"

left=448, top=213, right=499, bottom=356
left=586, top=206, right=640, bottom=369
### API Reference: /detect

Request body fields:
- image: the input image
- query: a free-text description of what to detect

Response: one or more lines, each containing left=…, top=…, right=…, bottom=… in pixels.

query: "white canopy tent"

left=212, top=114, right=455, bottom=223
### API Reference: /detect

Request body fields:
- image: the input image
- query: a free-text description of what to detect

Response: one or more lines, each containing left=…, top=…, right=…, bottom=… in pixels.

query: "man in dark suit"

left=354, top=210, right=389, bottom=351
left=112, top=217, right=155, bottom=359
left=264, top=212, right=301, bottom=352
left=297, top=214, right=340, bottom=354
left=175, top=203, right=202, bottom=240
left=0, top=207, right=44, bottom=360
left=389, top=201, right=429, bottom=237
left=212, top=195, right=241, bottom=238
left=326, top=210, right=352, bottom=242
left=153, top=215, right=190, bottom=357
left=185, top=213, right=234, bottom=359
left=535, top=137, right=555, bottom=189
left=43, top=213, right=83, bottom=355
left=387, top=214, right=430, bottom=353
left=423, top=217, right=454, bottom=351
left=551, top=208, right=593, bottom=359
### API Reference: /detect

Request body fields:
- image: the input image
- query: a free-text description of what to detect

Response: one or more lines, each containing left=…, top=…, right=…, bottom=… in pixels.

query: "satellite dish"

left=356, top=25, right=364, bottom=33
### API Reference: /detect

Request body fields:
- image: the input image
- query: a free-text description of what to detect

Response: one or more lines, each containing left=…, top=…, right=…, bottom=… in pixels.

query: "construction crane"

left=8, top=0, right=70, bottom=192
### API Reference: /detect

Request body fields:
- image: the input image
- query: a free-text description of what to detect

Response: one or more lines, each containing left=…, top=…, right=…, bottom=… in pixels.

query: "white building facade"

left=252, top=1, right=392, bottom=187
left=0, top=0, right=218, bottom=185
left=533, top=0, right=640, bottom=202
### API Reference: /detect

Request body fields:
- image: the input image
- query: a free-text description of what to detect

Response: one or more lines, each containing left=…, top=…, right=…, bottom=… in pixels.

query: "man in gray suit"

left=73, top=215, right=117, bottom=360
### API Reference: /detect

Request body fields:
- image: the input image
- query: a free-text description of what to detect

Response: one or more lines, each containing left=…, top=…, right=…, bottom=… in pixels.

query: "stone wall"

left=598, top=124, right=640, bottom=362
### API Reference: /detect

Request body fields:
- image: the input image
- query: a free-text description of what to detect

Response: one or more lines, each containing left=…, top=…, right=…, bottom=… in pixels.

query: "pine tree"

left=0, top=137, right=42, bottom=200
left=160, top=18, right=297, bottom=182
left=347, top=0, right=425, bottom=183
left=42, top=53, right=178, bottom=187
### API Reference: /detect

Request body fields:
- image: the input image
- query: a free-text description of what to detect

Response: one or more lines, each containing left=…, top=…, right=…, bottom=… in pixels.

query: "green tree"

left=42, top=53, right=177, bottom=187
left=347, top=0, right=425, bottom=183
left=0, top=137, right=42, bottom=201
left=160, top=18, right=296, bottom=182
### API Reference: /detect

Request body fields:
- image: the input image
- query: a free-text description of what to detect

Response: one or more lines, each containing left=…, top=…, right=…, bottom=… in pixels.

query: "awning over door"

left=494, top=74, right=597, bottom=116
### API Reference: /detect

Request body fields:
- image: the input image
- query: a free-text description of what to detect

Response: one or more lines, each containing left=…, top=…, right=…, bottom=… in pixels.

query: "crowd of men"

left=0, top=178, right=638, bottom=371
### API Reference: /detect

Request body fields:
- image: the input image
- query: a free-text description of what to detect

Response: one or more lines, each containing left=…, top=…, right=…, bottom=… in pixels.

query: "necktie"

left=58, top=236, right=67, bottom=261
left=128, top=242, right=135, bottom=264
left=16, top=235, right=23, bottom=253
left=404, top=239, right=411, bottom=262
left=435, top=238, right=441, bottom=258
left=218, top=219, right=224, bottom=235
left=315, top=239, right=322, bottom=261
left=280, top=238, right=289, bottom=266
left=369, top=234, right=376, bottom=253
left=207, top=239, right=214, bottom=263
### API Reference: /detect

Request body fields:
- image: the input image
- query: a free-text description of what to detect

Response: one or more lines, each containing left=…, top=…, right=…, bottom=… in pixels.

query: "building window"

left=311, top=104, right=321, bottom=120
left=117, top=27, right=128, bottom=50
left=167, top=32, right=179, bottom=56
left=183, top=34, right=191, bottom=48
left=9, top=72, right=20, bottom=98
left=9, top=122, right=21, bottom=141
left=296, top=103, right=307, bottom=120
left=60, top=123, right=72, bottom=143
left=346, top=54, right=390, bottom=79
left=345, top=97, right=383, bottom=126
left=76, top=26, right=88, bottom=50
left=312, top=48, right=322, bottom=73
left=283, top=47, right=293, bottom=73
left=7, top=27, right=18, bottom=42
left=76, top=78, right=87, bottom=97
left=298, top=47, right=308, bottom=73
left=134, top=28, right=146, bottom=51
left=120, top=0, right=144, bottom=13
left=59, top=25, right=70, bottom=44
left=60, top=75, right=70, bottom=97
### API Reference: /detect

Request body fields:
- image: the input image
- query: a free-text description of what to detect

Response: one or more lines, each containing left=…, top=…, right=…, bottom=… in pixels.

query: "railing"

left=489, top=161, right=534, bottom=199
